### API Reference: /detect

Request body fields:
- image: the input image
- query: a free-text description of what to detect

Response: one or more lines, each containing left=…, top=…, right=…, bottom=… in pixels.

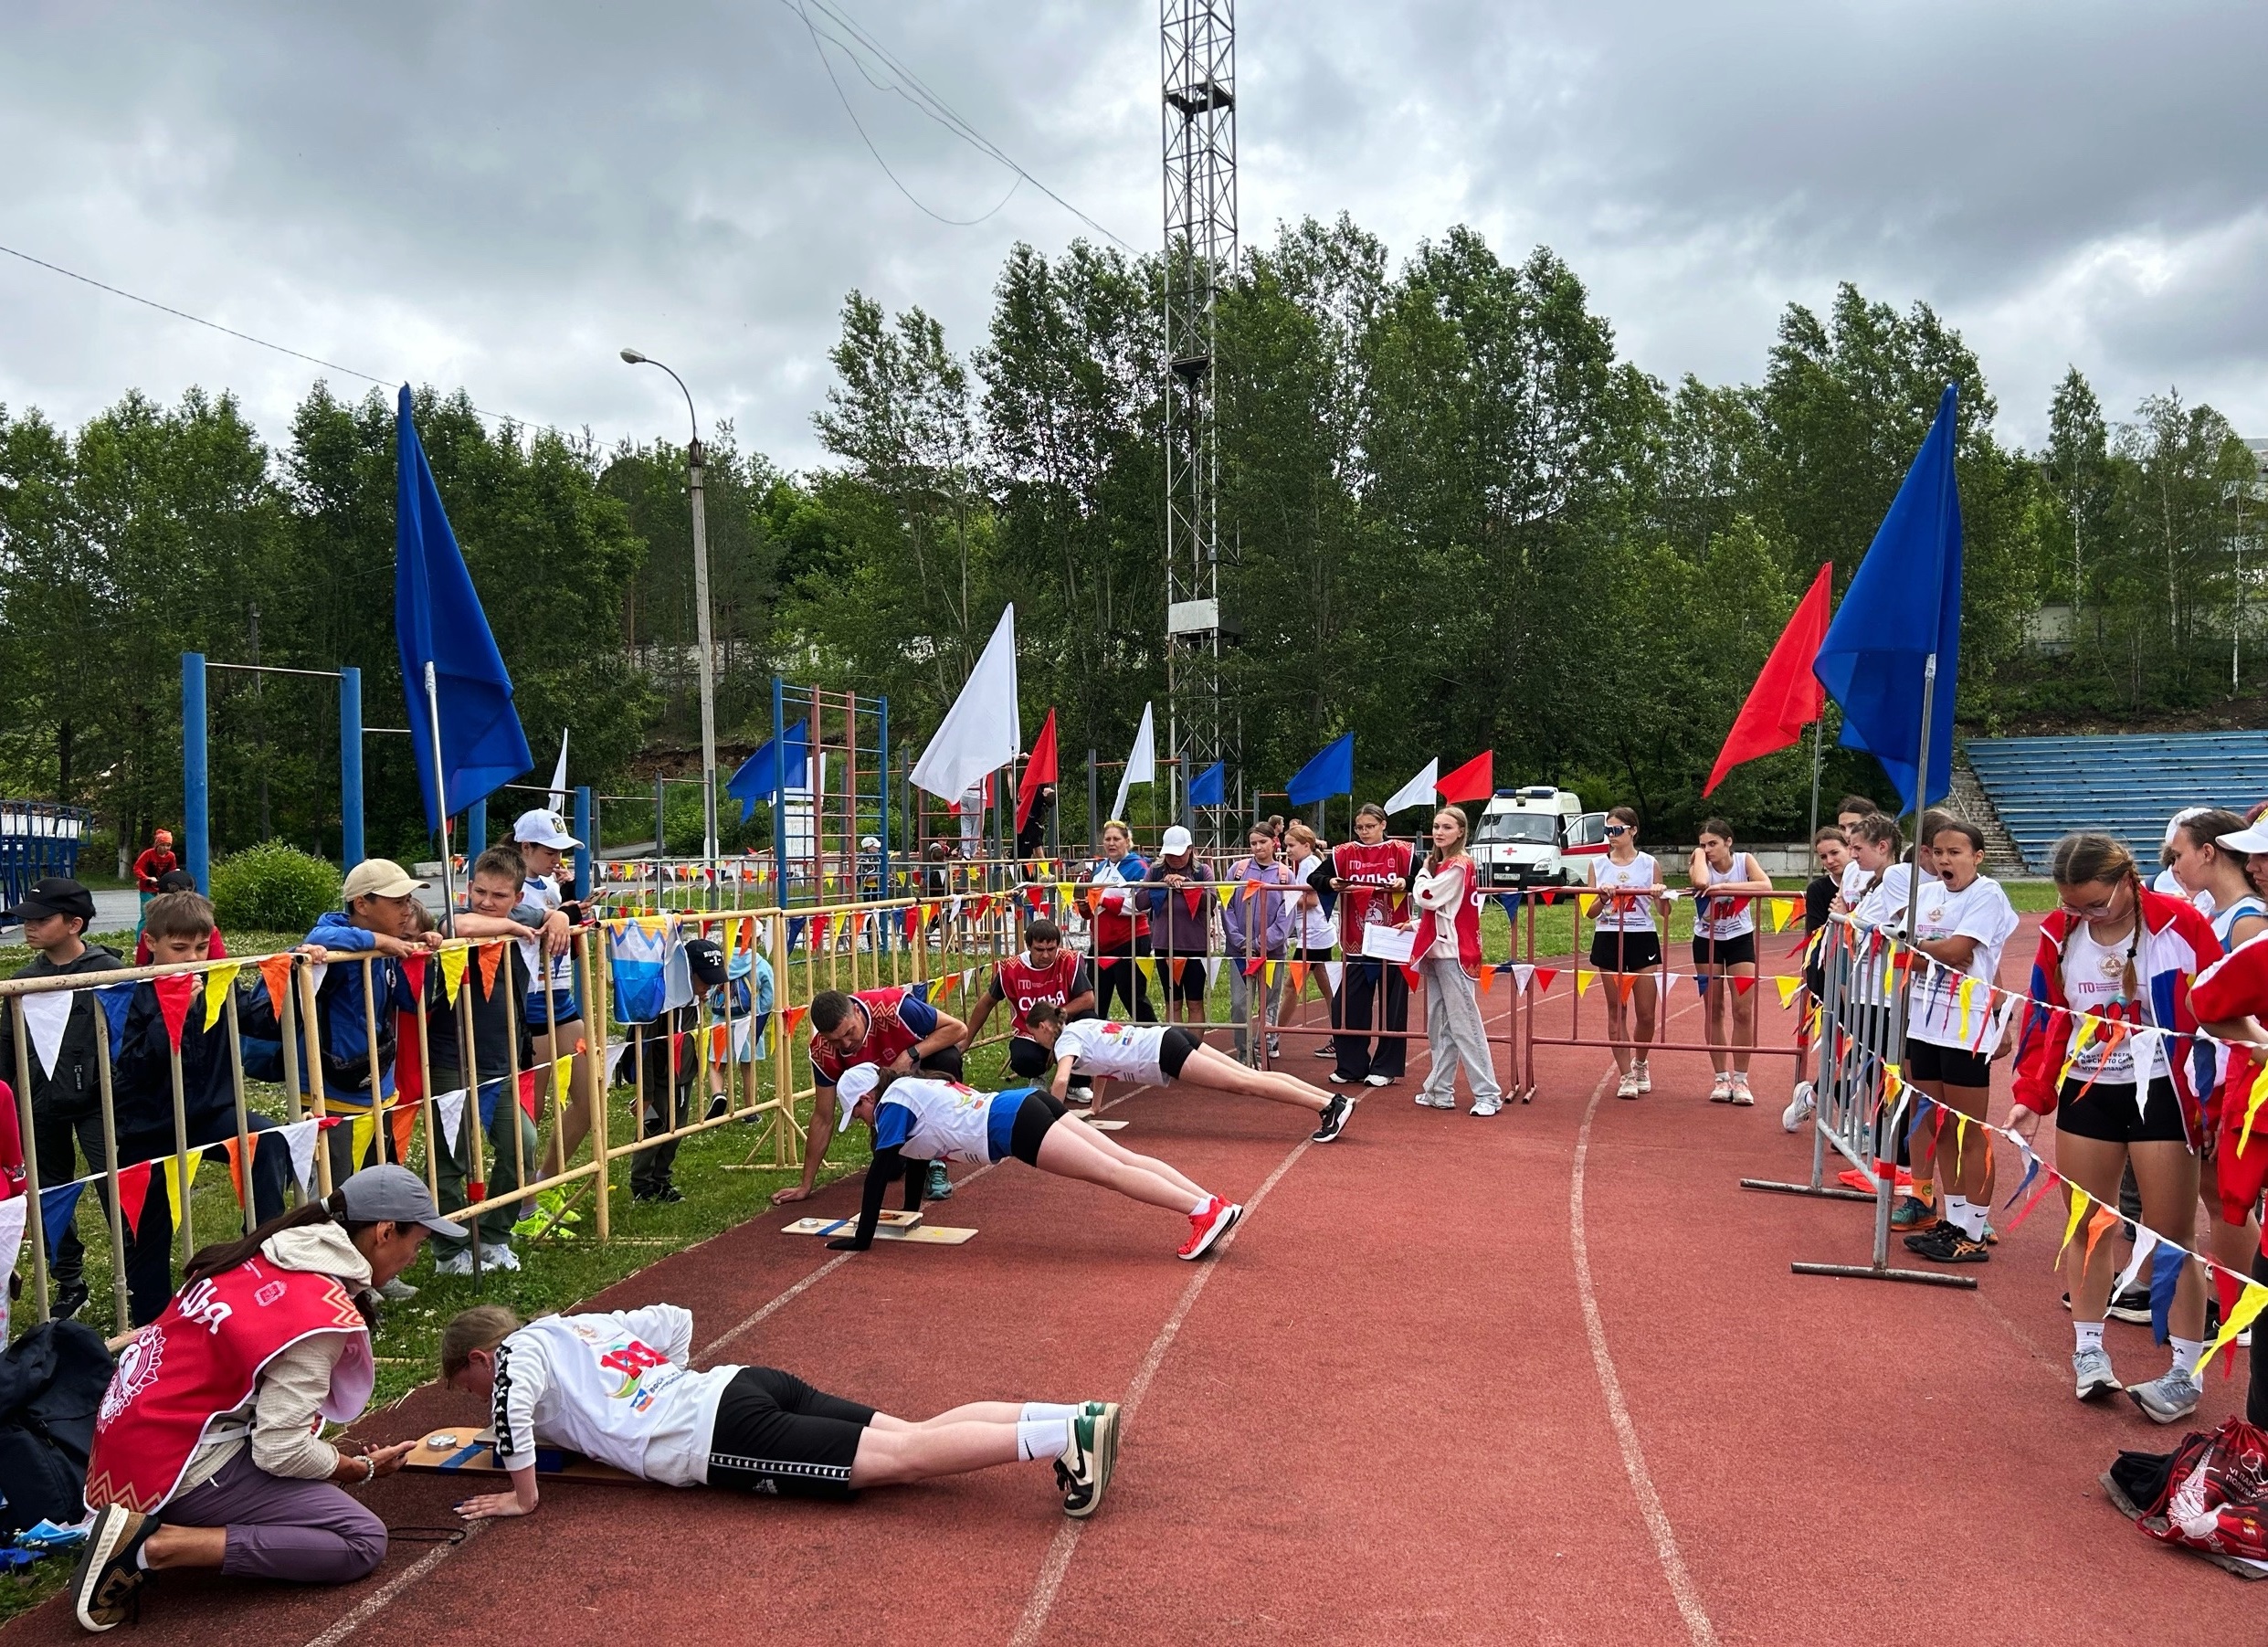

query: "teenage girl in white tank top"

left=1687, top=818, right=1775, bottom=1104
left=1588, top=807, right=1665, bottom=1099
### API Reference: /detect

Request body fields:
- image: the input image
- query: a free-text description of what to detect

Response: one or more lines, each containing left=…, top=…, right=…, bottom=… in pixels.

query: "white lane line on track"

left=1570, top=1062, right=1720, bottom=1647
left=301, top=1525, right=488, bottom=1647
left=1006, top=1130, right=1315, bottom=1647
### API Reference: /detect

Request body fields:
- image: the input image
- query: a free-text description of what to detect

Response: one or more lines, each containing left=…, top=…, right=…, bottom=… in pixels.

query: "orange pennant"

left=476, top=941, right=505, bottom=998
left=258, top=954, right=293, bottom=1018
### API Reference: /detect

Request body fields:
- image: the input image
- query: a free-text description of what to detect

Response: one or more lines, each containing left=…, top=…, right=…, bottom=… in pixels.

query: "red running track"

left=13, top=917, right=2263, bottom=1645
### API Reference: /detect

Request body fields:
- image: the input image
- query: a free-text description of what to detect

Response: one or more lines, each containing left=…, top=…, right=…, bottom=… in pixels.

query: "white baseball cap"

left=835, top=1062, right=881, bottom=1129
left=2218, top=826, right=2268, bottom=855
left=1160, top=824, right=1194, bottom=854
left=513, top=809, right=583, bottom=850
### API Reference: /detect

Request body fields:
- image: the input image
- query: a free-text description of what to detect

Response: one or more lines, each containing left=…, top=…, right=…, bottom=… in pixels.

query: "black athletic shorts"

left=2057, top=1073, right=2188, bottom=1146
left=1691, top=931, right=1757, bottom=969
left=1008, top=1089, right=1069, bottom=1166
left=704, top=1366, right=877, bottom=1501
left=1157, top=1024, right=1201, bottom=1081
left=1008, top=1028, right=1095, bottom=1083
left=1905, top=1038, right=1990, bottom=1089
left=1156, top=953, right=1210, bottom=1003
left=1588, top=929, right=1661, bottom=973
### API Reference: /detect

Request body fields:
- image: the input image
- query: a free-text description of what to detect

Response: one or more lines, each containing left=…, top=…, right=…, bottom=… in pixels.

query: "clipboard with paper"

left=1359, top=924, right=1417, bottom=965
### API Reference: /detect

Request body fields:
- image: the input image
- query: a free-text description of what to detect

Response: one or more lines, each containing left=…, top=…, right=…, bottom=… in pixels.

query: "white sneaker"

left=478, top=1245, right=522, bottom=1273
left=1709, top=1073, right=1735, bottom=1103
left=1781, top=1082, right=1816, bottom=1133
left=1728, top=1073, right=1755, bottom=1107
left=2073, top=1344, right=2120, bottom=1401
left=1471, top=1096, right=1503, bottom=1117
left=434, top=1249, right=475, bottom=1278
left=1631, top=1060, right=1651, bottom=1093
left=380, top=1275, right=419, bottom=1301
left=1414, top=1090, right=1456, bottom=1109
left=1616, top=1072, right=1641, bottom=1101
left=1364, top=1073, right=1391, bottom=1088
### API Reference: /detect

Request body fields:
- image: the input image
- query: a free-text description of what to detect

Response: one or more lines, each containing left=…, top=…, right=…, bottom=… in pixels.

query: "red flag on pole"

left=1437, top=751, right=1493, bottom=805
left=1017, top=709, right=1059, bottom=833
left=1703, top=563, right=1833, bottom=796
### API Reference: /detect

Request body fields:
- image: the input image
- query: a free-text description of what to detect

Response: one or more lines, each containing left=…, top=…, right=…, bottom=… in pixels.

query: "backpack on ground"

left=0, top=1319, right=114, bottom=1536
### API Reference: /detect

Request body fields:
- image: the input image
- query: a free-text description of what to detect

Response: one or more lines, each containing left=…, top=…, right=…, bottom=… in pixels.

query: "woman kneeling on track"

left=2007, top=832, right=2221, bottom=1422
left=1588, top=806, right=1665, bottom=1101
left=439, top=1302, right=1119, bottom=1522
left=70, top=1167, right=457, bottom=1633
left=829, top=1063, right=1244, bottom=1260
left=1023, top=999, right=1356, bottom=1144
left=1688, top=818, right=1776, bottom=1105
left=1897, top=819, right=2020, bottom=1265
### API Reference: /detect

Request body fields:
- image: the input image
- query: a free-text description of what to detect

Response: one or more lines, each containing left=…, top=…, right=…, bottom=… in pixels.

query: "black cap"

left=682, top=936, right=726, bottom=989
left=4, top=877, right=96, bottom=925
left=155, top=869, right=199, bottom=893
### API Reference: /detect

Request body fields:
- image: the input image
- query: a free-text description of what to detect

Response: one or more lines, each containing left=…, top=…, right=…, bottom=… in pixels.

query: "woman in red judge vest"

left=69, top=1167, right=462, bottom=1632
left=1408, top=807, right=1503, bottom=1116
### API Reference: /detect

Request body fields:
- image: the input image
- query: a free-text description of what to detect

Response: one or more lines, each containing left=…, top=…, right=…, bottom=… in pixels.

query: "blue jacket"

left=301, top=910, right=421, bottom=1103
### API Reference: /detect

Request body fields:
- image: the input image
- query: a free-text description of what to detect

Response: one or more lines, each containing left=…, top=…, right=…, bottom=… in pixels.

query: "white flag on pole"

left=548, top=729, right=570, bottom=813
left=1384, top=757, right=1439, bottom=814
left=911, top=606, right=1022, bottom=802
left=1110, top=702, right=1155, bottom=825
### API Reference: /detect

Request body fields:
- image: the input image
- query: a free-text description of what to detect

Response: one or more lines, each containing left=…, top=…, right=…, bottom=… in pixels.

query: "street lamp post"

left=621, top=349, right=719, bottom=904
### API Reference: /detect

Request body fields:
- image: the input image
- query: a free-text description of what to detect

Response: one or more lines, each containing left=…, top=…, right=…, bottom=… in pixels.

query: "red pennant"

left=1183, top=889, right=1203, bottom=918
left=1399, top=965, right=1422, bottom=988
left=468, top=1179, right=487, bottom=1203
left=220, top=1135, right=246, bottom=1207
left=153, top=974, right=196, bottom=1050
left=1732, top=976, right=1756, bottom=996
left=116, top=1159, right=154, bottom=1235
left=401, top=951, right=428, bottom=999
left=477, top=942, right=505, bottom=998
left=1533, top=967, right=1559, bottom=993
left=1243, top=956, right=1265, bottom=977
left=972, top=896, right=995, bottom=924
left=2002, top=1171, right=2060, bottom=1235
left=518, top=1069, right=542, bottom=1117
left=903, top=907, right=922, bottom=942
left=1017, top=708, right=1060, bottom=833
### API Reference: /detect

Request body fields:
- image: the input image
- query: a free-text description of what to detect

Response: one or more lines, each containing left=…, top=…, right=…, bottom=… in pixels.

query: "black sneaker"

left=71, top=1504, right=153, bottom=1632
left=1900, top=1219, right=1954, bottom=1252
left=1908, top=1222, right=1990, bottom=1264
left=705, top=1094, right=730, bottom=1122
left=633, top=1186, right=684, bottom=1205
left=53, top=1279, right=90, bottom=1321
left=1054, top=1406, right=1120, bottom=1519
left=1310, top=1093, right=1353, bottom=1144
left=2108, top=1286, right=2153, bottom=1325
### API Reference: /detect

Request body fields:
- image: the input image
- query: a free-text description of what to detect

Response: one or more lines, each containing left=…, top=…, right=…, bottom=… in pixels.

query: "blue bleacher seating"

left=1964, top=732, right=2268, bottom=873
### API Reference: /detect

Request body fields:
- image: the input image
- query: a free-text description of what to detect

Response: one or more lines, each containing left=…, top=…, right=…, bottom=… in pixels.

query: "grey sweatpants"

left=162, top=1449, right=386, bottom=1584
left=1417, top=956, right=1501, bottom=1104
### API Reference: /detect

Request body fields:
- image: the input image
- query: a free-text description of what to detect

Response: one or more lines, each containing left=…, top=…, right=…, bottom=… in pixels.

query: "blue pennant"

left=38, top=1181, right=86, bottom=1262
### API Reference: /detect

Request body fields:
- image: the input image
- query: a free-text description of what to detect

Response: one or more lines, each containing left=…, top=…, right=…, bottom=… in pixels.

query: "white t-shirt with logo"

left=1589, top=853, right=1659, bottom=934
left=493, top=1305, right=739, bottom=1487
left=1907, top=874, right=2020, bottom=1051
left=1056, top=1018, right=1170, bottom=1083
left=2061, top=923, right=2166, bottom=1087
left=872, top=1077, right=996, bottom=1165
left=513, top=875, right=578, bottom=994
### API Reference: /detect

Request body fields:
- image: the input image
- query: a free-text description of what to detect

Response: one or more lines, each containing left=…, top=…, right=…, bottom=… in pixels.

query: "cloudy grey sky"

left=2, top=0, right=2263, bottom=468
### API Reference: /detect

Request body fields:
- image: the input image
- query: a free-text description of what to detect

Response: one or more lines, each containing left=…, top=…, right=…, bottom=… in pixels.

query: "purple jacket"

left=1144, top=855, right=1216, bottom=955
left=1219, top=859, right=1297, bottom=958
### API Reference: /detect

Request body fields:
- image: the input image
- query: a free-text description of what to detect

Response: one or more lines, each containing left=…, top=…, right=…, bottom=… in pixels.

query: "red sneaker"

left=1178, top=1197, right=1242, bottom=1261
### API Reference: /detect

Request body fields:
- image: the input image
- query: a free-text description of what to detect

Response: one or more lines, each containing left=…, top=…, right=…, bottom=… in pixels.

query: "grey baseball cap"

left=340, top=1163, right=467, bottom=1239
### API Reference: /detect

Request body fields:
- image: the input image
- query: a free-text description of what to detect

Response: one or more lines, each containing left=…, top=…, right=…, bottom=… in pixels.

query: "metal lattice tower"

left=1161, top=0, right=1237, bottom=827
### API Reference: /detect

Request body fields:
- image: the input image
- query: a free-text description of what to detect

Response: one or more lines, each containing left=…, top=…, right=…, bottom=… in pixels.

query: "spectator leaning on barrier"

left=301, top=860, right=438, bottom=1197
left=1144, top=825, right=1215, bottom=1025
left=959, top=918, right=1096, bottom=1097
left=624, top=935, right=721, bottom=1206
left=1086, top=821, right=1153, bottom=1023
left=511, top=809, right=597, bottom=1203
left=69, top=1166, right=459, bottom=1630
left=1222, top=824, right=1297, bottom=1061
left=1282, top=823, right=1342, bottom=1061
left=109, top=892, right=296, bottom=1326
left=424, top=847, right=543, bottom=1277
left=0, top=876, right=124, bottom=1321
left=772, top=985, right=968, bottom=1209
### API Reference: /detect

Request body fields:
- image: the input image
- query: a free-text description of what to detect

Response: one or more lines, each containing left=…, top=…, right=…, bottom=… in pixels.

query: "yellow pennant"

left=350, top=1112, right=375, bottom=1173
left=2057, top=1186, right=2092, bottom=1262
left=554, top=1055, right=575, bottom=1102
left=163, top=1150, right=205, bottom=1229
left=1264, top=960, right=1279, bottom=984
left=1217, top=884, right=1236, bottom=908
left=439, top=945, right=469, bottom=1006
left=2241, top=1060, right=2268, bottom=1156
left=1955, top=975, right=1978, bottom=1043
left=2199, top=1282, right=2268, bottom=1376
left=202, top=962, right=243, bottom=1030
left=1775, top=976, right=1802, bottom=1008
left=1057, top=882, right=1075, bottom=905
left=1575, top=969, right=1595, bottom=998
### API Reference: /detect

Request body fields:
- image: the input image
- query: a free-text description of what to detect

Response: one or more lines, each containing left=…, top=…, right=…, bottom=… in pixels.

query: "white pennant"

left=1511, top=964, right=1535, bottom=995
left=19, top=992, right=72, bottom=1080
left=605, top=1039, right=632, bottom=1087
left=1206, top=957, right=1224, bottom=990
left=433, top=1089, right=469, bottom=1155
left=1323, top=961, right=1344, bottom=994
left=2112, top=1230, right=2160, bottom=1302
left=1659, top=972, right=1683, bottom=994
left=282, top=1118, right=322, bottom=1197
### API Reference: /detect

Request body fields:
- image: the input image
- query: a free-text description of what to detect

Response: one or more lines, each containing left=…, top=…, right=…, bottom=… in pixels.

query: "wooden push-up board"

left=781, top=1211, right=976, bottom=1244
left=400, top=1430, right=635, bottom=1483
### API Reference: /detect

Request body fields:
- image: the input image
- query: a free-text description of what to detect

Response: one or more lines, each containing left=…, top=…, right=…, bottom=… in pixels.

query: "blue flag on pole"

left=1285, top=734, right=1355, bottom=807
left=1188, top=760, right=1225, bottom=808
left=1812, top=385, right=1963, bottom=812
left=726, top=723, right=812, bottom=821
left=396, top=385, right=532, bottom=833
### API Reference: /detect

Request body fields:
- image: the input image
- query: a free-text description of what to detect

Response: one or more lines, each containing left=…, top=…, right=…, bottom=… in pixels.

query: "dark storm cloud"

left=1, top=1, right=2260, bottom=466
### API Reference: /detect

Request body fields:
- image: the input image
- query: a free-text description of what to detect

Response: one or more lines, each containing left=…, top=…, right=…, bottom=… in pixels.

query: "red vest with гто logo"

left=83, top=1256, right=374, bottom=1514
left=1410, top=854, right=1485, bottom=978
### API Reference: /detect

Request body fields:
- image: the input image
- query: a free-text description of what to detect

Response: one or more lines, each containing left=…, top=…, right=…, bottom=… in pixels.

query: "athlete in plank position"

left=1021, top=1000, right=1356, bottom=1144
left=440, top=1302, right=1120, bottom=1521
left=828, top=1063, right=1244, bottom=1261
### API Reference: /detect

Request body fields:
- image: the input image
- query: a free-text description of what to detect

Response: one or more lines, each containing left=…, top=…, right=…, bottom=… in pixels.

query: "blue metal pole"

left=338, top=665, right=364, bottom=869
left=466, top=797, right=487, bottom=860
left=770, top=675, right=789, bottom=907
left=573, top=787, right=593, bottom=901
left=182, top=653, right=209, bottom=892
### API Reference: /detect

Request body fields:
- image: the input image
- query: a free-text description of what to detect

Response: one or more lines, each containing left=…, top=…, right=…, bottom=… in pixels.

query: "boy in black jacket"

left=626, top=936, right=722, bottom=1204
left=0, top=878, right=124, bottom=1320
left=111, top=892, right=292, bottom=1325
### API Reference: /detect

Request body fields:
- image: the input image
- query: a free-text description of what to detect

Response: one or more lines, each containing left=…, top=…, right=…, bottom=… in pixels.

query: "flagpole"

left=425, top=662, right=459, bottom=921
left=1808, top=715, right=1824, bottom=840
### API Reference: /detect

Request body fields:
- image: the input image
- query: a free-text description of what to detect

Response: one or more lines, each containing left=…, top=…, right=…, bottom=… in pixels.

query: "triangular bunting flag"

left=400, top=951, right=428, bottom=1002
left=19, top=993, right=71, bottom=1080
left=435, top=1089, right=469, bottom=1155
left=1512, top=964, right=1535, bottom=995
left=1576, top=970, right=1596, bottom=998
left=2199, top=1283, right=2268, bottom=1378
left=476, top=941, right=505, bottom=999
left=202, top=962, right=243, bottom=1030
left=94, top=984, right=135, bottom=1053
left=116, top=1158, right=154, bottom=1235
left=164, top=1150, right=205, bottom=1232
left=349, top=1112, right=374, bottom=1170
left=1732, top=976, right=1756, bottom=997
left=1775, top=976, right=1802, bottom=1008
left=438, top=945, right=469, bottom=1006
left=153, top=973, right=197, bottom=1050
left=1324, top=961, right=1344, bottom=994
left=38, top=1182, right=86, bottom=1262
left=1533, top=967, right=1558, bottom=994
left=2057, top=1188, right=2093, bottom=1262
left=281, top=1121, right=320, bottom=1197
left=258, top=954, right=293, bottom=1019
left=1477, top=964, right=1496, bottom=994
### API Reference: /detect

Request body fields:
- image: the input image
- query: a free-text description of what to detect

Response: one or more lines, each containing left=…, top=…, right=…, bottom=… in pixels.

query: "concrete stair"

left=1948, top=748, right=2028, bottom=878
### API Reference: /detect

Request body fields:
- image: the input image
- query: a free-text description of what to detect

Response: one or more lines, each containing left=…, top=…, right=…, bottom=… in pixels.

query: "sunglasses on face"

left=1603, top=825, right=1630, bottom=837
